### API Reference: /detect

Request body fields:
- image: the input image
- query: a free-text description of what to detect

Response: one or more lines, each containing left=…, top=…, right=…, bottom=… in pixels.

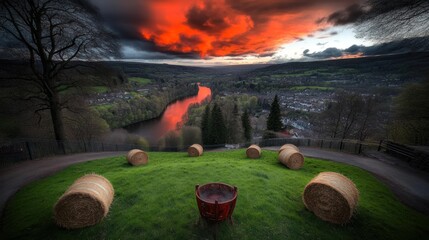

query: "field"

left=1, top=150, right=428, bottom=239
left=89, top=86, right=110, bottom=93
left=128, top=77, right=152, bottom=85
left=290, top=86, right=335, bottom=91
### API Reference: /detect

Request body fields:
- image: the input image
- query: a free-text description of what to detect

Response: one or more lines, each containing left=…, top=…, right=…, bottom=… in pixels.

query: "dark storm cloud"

left=225, top=0, right=356, bottom=19
left=361, top=0, right=427, bottom=18
left=344, top=44, right=362, bottom=54
left=324, top=4, right=366, bottom=25
left=83, top=0, right=423, bottom=59
left=120, top=40, right=201, bottom=59
left=179, top=34, right=204, bottom=47
left=258, top=52, right=276, bottom=57
left=121, top=48, right=178, bottom=60
left=87, top=0, right=201, bottom=59
left=303, top=47, right=343, bottom=59
left=354, top=37, right=429, bottom=55
left=82, top=0, right=370, bottom=58
left=185, top=0, right=231, bottom=34
left=88, top=0, right=152, bottom=40
left=304, top=37, right=429, bottom=59
left=320, top=0, right=429, bottom=27
left=211, top=37, right=248, bottom=51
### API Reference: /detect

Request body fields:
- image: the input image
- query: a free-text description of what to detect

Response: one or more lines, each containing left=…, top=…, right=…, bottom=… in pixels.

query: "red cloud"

left=137, top=0, right=359, bottom=57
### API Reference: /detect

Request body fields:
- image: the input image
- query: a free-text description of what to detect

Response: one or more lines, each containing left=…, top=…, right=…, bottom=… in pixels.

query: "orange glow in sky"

left=137, top=0, right=353, bottom=57
left=332, top=52, right=364, bottom=59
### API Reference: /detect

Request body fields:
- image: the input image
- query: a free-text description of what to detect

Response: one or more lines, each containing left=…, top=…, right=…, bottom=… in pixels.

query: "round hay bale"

left=246, top=144, right=261, bottom=159
left=303, top=172, right=359, bottom=224
left=278, top=147, right=304, bottom=169
left=278, top=148, right=304, bottom=169
left=54, top=174, right=114, bottom=229
left=278, top=144, right=299, bottom=153
left=188, top=144, right=203, bottom=157
left=126, top=149, right=148, bottom=166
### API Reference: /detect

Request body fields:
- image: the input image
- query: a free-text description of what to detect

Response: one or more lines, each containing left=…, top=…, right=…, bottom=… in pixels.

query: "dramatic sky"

left=18, top=0, right=429, bottom=65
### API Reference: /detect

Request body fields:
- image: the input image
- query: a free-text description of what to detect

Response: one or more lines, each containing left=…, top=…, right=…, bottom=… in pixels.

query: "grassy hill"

left=253, top=52, right=429, bottom=76
left=1, top=150, right=428, bottom=239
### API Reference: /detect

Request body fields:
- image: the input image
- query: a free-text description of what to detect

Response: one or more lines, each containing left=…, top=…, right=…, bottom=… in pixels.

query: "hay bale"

left=188, top=144, right=203, bottom=157
left=278, top=148, right=304, bottom=169
left=278, top=144, right=299, bottom=153
left=303, top=172, right=359, bottom=224
left=246, top=144, right=261, bottom=159
left=54, top=174, right=114, bottom=229
left=126, top=149, right=148, bottom=166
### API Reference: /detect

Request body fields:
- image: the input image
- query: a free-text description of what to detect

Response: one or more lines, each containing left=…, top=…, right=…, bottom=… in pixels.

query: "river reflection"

left=127, top=85, right=211, bottom=142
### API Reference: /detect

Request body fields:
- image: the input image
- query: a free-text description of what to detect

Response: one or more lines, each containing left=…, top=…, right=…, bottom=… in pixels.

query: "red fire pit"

left=195, top=183, right=238, bottom=222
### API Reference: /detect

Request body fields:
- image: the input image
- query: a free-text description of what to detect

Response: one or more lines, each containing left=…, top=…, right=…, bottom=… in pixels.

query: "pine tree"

left=267, top=95, right=283, bottom=132
left=201, top=105, right=211, bottom=145
left=209, top=103, right=227, bottom=144
left=242, top=109, right=252, bottom=142
left=226, top=103, right=243, bottom=143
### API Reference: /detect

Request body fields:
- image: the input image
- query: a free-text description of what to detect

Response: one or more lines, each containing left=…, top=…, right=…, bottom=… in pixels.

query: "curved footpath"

left=271, top=147, right=429, bottom=215
left=0, top=151, right=125, bottom=218
left=1, top=148, right=429, bottom=219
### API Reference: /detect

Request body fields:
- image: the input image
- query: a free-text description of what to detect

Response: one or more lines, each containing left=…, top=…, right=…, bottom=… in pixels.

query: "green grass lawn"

left=89, top=86, right=110, bottom=93
left=129, top=77, right=152, bottom=85
left=290, top=86, right=335, bottom=91
left=56, top=85, right=110, bottom=94
left=1, top=150, right=428, bottom=239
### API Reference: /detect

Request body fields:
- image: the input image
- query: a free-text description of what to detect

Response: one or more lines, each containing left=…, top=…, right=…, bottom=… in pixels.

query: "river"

left=126, top=85, right=211, bottom=142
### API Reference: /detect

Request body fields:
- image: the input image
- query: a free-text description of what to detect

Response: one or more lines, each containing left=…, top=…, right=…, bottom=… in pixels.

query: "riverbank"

left=123, top=85, right=211, bottom=142
left=95, top=83, right=200, bottom=129
left=122, top=86, right=202, bottom=130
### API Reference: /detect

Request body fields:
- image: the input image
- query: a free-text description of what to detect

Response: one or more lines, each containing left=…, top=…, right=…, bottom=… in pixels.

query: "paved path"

left=265, top=146, right=429, bottom=215
left=1, top=148, right=429, bottom=219
left=0, top=151, right=125, bottom=218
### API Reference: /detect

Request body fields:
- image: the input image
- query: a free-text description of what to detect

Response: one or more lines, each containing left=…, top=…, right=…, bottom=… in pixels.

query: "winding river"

left=126, top=85, right=211, bottom=142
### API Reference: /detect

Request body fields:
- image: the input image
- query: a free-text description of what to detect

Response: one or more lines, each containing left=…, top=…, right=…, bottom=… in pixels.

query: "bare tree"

left=313, top=92, right=381, bottom=141
left=340, top=94, right=363, bottom=140
left=316, top=92, right=349, bottom=139
left=356, top=0, right=429, bottom=42
left=0, top=0, right=116, bottom=141
left=356, top=96, right=378, bottom=141
left=330, top=98, right=345, bottom=139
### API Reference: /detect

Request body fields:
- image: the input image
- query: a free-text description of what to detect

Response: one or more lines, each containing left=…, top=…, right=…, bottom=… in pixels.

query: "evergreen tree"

left=227, top=103, right=243, bottom=143
left=267, top=95, right=283, bottom=132
left=201, top=105, right=211, bottom=145
left=209, top=103, right=227, bottom=144
left=242, top=109, right=252, bottom=142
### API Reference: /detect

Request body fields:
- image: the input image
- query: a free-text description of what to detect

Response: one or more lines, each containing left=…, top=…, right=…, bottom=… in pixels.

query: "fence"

left=2, top=138, right=427, bottom=171
left=0, top=139, right=144, bottom=168
left=258, top=138, right=381, bottom=155
left=378, top=140, right=429, bottom=171
left=0, top=137, right=385, bottom=168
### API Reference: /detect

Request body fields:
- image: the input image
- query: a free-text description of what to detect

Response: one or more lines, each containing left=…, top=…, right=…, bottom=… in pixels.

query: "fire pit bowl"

left=195, top=183, right=238, bottom=222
